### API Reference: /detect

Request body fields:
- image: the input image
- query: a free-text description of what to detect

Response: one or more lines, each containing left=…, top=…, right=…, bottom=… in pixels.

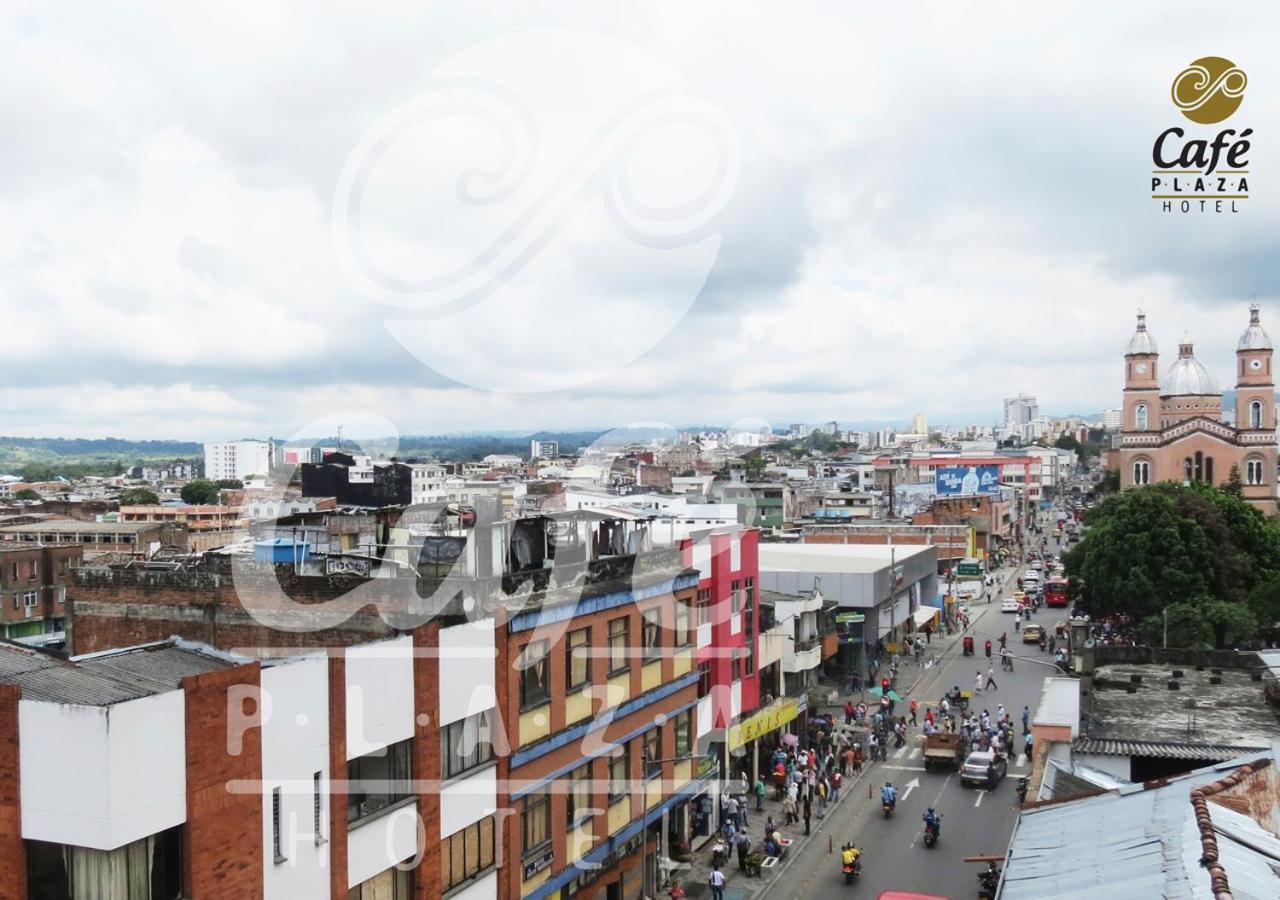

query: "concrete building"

left=1101, top=408, right=1124, bottom=430
left=1118, top=308, right=1278, bottom=512
left=529, top=440, right=559, bottom=460
left=205, top=440, right=274, bottom=483
left=0, top=543, right=81, bottom=644
left=910, top=413, right=929, bottom=435
left=408, top=463, right=449, bottom=505
left=1004, top=394, right=1039, bottom=430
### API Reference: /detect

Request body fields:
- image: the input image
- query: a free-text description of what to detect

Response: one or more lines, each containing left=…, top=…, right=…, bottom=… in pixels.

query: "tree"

left=14, top=488, right=41, bottom=501
left=214, top=479, right=243, bottom=489
left=20, top=462, right=56, bottom=482
left=118, top=488, right=159, bottom=505
left=1224, top=464, right=1244, bottom=498
left=180, top=479, right=221, bottom=505
left=1098, top=468, right=1120, bottom=494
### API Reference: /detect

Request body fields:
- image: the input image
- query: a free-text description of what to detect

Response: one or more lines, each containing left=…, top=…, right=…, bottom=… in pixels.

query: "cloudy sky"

left=3, top=2, right=1279, bottom=441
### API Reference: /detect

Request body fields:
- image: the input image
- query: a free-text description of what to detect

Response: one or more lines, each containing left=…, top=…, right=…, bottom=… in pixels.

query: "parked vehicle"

left=960, top=750, right=1008, bottom=789
left=922, top=732, right=966, bottom=771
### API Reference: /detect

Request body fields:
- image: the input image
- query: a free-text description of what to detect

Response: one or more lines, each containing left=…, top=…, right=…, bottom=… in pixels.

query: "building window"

left=27, top=827, right=184, bottom=899
left=1133, top=460, right=1150, bottom=485
left=349, top=864, right=413, bottom=899
left=566, top=627, right=591, bottom=690
left=23, top=592, right=36, bottom=608
left=696, top=588, right=711, bottom=626
left=673, top=709, right=692, bottom=758
left=1135, top=403, right=1148, bottom=430
left=442, top=815, right=496, bottom=892
left=608, top=743, right=630, bottom=802
left=697, top=662, right=711, bottom=696
left=567, top=762, right=593, bottom=828
left=642, top=613, right=661, bottom=661
left=731, top=649, right=742, bottom=682
left=1247, top=458, right=1265, bottom=485
left=675, top=598, right=692, bottom=647
left=272, top=787, right=285, bottom=863
left=523, top=790, right=551, bottom=856
left=608, top=616, right=630, bottom=674
left=519, top=640, right=550, bottom=709
left=441, top=710, right=494, bottom=779
left=347, top=739, right=411, bottom=824
left=744, top=639, right=755, bottom=677
left=1251, top=399, right=1264, bottom=429
left=644, top=727, right=662, bottom=779
left=313, top=772, right=325, bottom=844
left=730, top=580, right=742, bottom=615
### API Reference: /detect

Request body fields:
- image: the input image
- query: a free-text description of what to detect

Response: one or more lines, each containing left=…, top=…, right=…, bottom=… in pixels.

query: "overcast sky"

left=3, top=3, right=1279, bottom=441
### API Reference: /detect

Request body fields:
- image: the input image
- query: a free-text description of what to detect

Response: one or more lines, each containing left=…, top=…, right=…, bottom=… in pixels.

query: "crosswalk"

left=878, top=744, right=1032, bottom=769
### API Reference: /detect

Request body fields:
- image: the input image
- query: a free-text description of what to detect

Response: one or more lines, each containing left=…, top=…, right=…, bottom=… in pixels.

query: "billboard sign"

left=935, top=464, right=1000, bottom=495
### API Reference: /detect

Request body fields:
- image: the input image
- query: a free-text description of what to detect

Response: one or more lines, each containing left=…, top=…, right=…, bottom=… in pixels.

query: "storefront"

left=726, top=695, right=806, bottom=785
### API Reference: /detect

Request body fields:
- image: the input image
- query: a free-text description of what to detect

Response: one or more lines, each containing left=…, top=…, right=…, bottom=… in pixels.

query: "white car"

left=1001, top=598, right=1020, bottom=613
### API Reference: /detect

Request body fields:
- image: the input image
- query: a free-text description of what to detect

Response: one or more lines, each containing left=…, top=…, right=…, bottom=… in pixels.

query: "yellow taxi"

left=1022, top=624, right=1044, bottom=644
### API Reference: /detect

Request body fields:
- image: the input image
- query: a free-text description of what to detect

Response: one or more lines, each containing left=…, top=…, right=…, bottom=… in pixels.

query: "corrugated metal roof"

left=1073, top=737, right=1266, bottom=761
left=0, top=640, right=236, bottom=706
left=1003, top=754, right=1278, bottom=900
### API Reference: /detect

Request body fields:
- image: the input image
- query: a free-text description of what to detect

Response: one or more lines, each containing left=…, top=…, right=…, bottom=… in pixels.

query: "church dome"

left=1237, top=304, right=1272, bottom=351
left=1162, top=340, right=1219, bottom=395
left=1126, top=312, right=1158, bottom=355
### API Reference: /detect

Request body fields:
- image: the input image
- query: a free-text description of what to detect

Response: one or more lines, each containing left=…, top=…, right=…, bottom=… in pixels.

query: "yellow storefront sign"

left=726, top=698, right=800, bottom=752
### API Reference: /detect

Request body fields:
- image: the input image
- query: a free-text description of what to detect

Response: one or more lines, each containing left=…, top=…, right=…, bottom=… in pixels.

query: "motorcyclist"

left=922, top=807, right=941, bottom=837
left=841, top=843, right=860, bottom=866
left=881, top=782, right=897, bottom=809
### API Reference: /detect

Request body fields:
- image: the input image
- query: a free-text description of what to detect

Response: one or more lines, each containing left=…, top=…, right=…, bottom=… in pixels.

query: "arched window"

left=1205, top=457, right=1214, bottom=484
left=1184, top=458, right=1193, bottom=482
left=1135, top=403, right=1148, bottom=430
left=1246, top=457, right=1264, bottom=485
left=1133, top=460, right=1150, bottom=485
left=1194, top=451, right=1205, bottom=482
left=1250, top=399, right=1263, bottom=429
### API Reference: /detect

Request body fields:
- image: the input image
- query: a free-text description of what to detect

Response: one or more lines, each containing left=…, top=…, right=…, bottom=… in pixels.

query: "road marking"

left=901, top=777, right=920, bottom=800
left=974, top=790, right=986, bottom=807
left=881, top=765, right=927, bottom=772
left=909, top=748, right=920, bottom=759
left=894, top=746, right=907, bottom=759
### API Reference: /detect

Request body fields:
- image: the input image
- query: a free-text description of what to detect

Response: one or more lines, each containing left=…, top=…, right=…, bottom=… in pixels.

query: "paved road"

left=762, top=555, right=1068, bottom=899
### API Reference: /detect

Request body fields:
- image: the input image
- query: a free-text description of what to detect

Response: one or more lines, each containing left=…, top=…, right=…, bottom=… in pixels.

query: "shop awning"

left=913, top=606, right=940, bottom=627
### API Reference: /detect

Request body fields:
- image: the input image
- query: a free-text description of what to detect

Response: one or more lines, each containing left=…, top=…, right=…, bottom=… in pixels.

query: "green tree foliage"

left=20, top=462, right=56, bottom=482
left=118, top=488, right=160, bottom=505
left=1224, top=465, right=1244, bottom=497
left=1065, top=482, right=1278, bottom=648
left=214, top=479, right=244, bottom=489
left=14, top=488, right=41, bottom=501
left=180, top=479, right=221, bottom=505
left=1098, top=468, right=1120, bottom=494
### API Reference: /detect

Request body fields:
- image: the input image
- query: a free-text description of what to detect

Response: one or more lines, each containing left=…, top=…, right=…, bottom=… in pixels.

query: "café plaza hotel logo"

left=1152, top=56, right=1251, bottom=213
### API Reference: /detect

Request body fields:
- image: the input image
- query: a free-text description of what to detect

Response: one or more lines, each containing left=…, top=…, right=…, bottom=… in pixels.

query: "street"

left=762, top=540, right=1069, bottom=898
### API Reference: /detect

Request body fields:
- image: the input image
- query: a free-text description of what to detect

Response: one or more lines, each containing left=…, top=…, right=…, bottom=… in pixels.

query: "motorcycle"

left=978, top=862, right=1001, bottom=899
left=882, top=799, right=895, bottom=819
left=840, top=846, right=863, bottom=885
left=923, top=817, right=941, bottom=848
left=1017, top=776, right=1029, bottom=804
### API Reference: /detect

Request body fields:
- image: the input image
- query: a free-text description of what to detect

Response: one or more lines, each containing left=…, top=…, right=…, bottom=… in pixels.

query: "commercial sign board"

left=956, top=560, right=982, bottom=577
left=935, top=464, right=1000, bottom=496
left=835, top=612, right=865, bottom=624
left=727, top=698, right=800, bottom=752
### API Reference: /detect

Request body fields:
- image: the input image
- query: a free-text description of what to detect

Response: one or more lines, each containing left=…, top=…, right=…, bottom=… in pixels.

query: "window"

left=1247, top=458, right=1265, bottom=485
left=730, top=580, right=742, bottom=614
left=1134, top=403, right=1148, bottom=430
left=23, top=592, right=36, bottom=608
left=731, top=648, right=742, bottom=682
left=56, top=587, right=66, bottom=604
left=313, top=772, right=325, bottom=844
left=697, top=661, right=711, bottom=696
left=608, top=616, right=630, bottom=674
left=673, top=709, right=692, bottom=758
left=608, top=743, right=630, bottom=802
left=644, top=727, right=662, bottom=779
left=566, top=627, right=591, bottom=690
left=348, top=865, right=413, bottom=900
left=272, top=787, right=286, bottom=863
left=347, top=739, right=411, bottom=824
left=27, top=827, right=184, bottom=900
left=519, top=640, right=550, bottom=709
left=745, top=577, right=755, bottom=613
left=567, top=762, right=592, bottom=828
left=642, top=613, right=661, bottom=661
left=696, top=588, right=711, bottom=626
left=1133, top=460, right=1150, bottom=485
left=675, top=598, right=692, bottom=647
left=442, top=815, right=496, bottom=891
left=744, top=639, right=755, bottom=677
left=442, top=710, right=494, bottom=779
left=1250, top=399, right=1263, bottom=429
left=522, top=790, right=551, bottom=855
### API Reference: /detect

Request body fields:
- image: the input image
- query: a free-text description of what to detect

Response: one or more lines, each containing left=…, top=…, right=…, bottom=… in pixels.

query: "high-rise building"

left=204, top=440, right=273, bottom=482
left=1101, top=409, right=1124, bottom=429
left=529, top=439, right=559, bottom=460
left=910, top=413, right=929, bottom=435
left=1003, top=395, right=1039, bottom=429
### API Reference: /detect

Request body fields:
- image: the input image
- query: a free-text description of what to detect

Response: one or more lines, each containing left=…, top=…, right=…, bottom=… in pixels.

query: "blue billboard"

left=935, top=464, right=1000, bottom=495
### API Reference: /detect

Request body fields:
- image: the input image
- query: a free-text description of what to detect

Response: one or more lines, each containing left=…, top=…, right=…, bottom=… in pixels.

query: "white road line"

left=881, top=765, right=927, bottom=772
left=974, top=790, right=986, bottom=807
left=909, top=748, right=921, bottom=759
left=894, top=746, right=907, bottom=759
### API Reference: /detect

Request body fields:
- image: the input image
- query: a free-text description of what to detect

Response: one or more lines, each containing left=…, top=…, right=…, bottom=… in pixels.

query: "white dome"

left=1161, top=342, right=1219, bottom=395
left=1237, top=304, right=1272, bottom=351
left=1126, top=312, right=1158, bottom=355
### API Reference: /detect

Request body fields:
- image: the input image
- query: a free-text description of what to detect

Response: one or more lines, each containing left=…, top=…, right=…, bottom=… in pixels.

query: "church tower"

left=1235, top=304, right=1274, bottom=431
left=1123, top=312, right=1160, bottom=434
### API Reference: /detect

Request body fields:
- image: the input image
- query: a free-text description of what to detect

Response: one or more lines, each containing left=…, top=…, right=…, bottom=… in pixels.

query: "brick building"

left=0, top=544, right=81, bottom=644
left=0, top=519, right=186, bottom=558
left=1118, top=307, right=1278, bottom=512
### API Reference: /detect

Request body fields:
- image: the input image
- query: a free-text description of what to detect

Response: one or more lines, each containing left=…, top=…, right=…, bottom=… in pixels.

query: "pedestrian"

left=709, top=864, right=726, bottom=900
left=909, top=697, right=919, bottom=726
left=783, top=793, right=797, bottom=825
left=803, top=797, right=812, bottom=836
left=1025, top=731, right=1033, bottom=759
left=975, top=671, right=984, bottom=694
left=986, top=666, right=998, bottom=691
left=754, top=775, right=766, bottom=812
left=1022, top=705, right=1030, bottom=734
left=735, top=829, right=751, bottom=870
left=832, top=770, right=842, bottom=802
left=844, top=699, right=855, bottom=725
left=726, top=794, right=738, bottom=829
left=817, top=777, right=828, bottom=815
left=1014, top=612, right=1021, bottom=633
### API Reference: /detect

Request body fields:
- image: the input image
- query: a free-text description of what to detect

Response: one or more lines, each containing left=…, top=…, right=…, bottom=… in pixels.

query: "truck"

left=922, top=732, right=966, bottom=771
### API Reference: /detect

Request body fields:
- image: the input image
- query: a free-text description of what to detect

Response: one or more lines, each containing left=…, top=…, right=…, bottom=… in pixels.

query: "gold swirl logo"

left=1171, top=56, right=1246, bottom=124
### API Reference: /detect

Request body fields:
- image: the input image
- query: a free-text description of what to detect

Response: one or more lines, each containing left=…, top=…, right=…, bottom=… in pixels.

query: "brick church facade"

left=1119, top=306, right=1278, bottom=513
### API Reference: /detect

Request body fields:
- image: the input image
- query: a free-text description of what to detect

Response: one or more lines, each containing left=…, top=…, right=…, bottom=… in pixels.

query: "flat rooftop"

left=0, top=519, right=162, bottom=533
left=759, top=542, right=932, bottom=574
left=1087, top=663, right=1280, bottom=749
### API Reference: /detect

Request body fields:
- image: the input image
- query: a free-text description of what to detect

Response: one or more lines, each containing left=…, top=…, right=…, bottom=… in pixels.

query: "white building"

left=1101, top=408, right=1124, bottom=430
left=205, top=440, right=274, bottom=482
left=528, top=439, right=559, bottom=460
left=408, top=463, right=449, bottom=505
left=1004, top=394, right=1039, bottom=429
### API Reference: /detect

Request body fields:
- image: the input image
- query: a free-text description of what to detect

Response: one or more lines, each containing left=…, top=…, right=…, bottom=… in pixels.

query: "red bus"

left=1044, top=575, right=1069, bottom=608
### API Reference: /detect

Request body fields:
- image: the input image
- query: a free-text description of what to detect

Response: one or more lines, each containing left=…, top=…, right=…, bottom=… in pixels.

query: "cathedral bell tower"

left=1123, top=311, right=1160, bottom=433
left=1235, top=304, right=1274, bottom=431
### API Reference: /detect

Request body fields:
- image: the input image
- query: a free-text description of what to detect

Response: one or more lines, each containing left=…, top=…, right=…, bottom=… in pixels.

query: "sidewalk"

left=664, top=574, right=1017, bottom=900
